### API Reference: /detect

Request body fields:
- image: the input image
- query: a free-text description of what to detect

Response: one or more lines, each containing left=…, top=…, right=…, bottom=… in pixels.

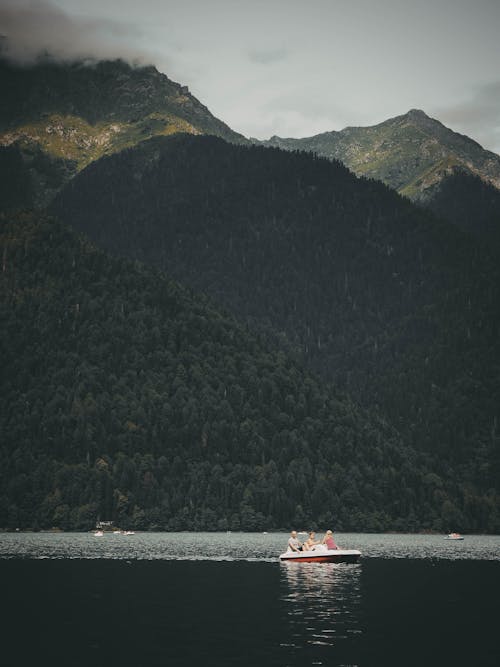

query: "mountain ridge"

left=2, top=53, right=499, bottom=230
left=0, top=57, right=245, bottom=140
left=259, top=108, right=500, bottom=201
left=0, top=57, right=247, bottom=208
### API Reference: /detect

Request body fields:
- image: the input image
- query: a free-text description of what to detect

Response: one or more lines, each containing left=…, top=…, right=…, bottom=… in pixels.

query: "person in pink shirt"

left=322, top=530, right=338, bottom=550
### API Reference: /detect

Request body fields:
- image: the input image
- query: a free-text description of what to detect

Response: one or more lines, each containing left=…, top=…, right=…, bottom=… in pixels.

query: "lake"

left=1, top=532, right=499, bottom=666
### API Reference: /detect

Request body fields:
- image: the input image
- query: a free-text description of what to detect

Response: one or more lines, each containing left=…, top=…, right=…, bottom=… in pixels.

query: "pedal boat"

left=279, top=544, right=361, bottom=563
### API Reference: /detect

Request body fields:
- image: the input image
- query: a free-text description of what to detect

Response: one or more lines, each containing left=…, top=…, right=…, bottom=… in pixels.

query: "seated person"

left=287, top=530, right=303, bottom=552
left=302, top=531, right=320, bottom=551
left=322, top=530, right=338, bottom=550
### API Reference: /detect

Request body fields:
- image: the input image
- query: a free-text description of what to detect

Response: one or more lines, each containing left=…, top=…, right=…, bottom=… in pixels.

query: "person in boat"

left=302, top=531, right=320, bottom=551
left=322, top=530, right=338, bottom=550
left=287, top=530, right=303, bottom=552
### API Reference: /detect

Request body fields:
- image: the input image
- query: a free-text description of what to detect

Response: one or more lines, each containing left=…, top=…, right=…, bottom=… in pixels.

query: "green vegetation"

left=423, top=170, right=500, bottom=242
left=262, top=110, right=500, bottom=197
left=0, top=112, right=199, bottom=209
left=260, top=109, right=500, bottom=233
left=2, top=60, right=499, bottom=533
left=0, top=57, right=245, bottom=210
left=2, top=212, right=480, bottom=532
left=50, top=134, right=500, bottom=531
left=3, top=113, right=198, bottom=169
left=0, top=58, right=243, bottom=139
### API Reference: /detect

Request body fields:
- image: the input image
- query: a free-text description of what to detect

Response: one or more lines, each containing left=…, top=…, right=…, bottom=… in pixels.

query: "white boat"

left=93, top=530, right=104, bottom=537
left=279, top=544, right=361, bottom=563
left=445, top=533, right=464, bottom=540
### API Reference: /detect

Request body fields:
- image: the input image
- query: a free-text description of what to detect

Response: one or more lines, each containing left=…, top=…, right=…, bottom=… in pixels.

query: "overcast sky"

left=1, top=0, right=499, bottom=153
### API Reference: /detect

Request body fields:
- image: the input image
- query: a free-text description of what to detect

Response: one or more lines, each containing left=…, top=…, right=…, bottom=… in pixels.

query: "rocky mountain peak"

left=406, top=108, right=429, bottom=120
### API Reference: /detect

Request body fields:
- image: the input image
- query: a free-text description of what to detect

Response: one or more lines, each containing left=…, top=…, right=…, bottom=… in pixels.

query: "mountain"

left=51, top=134, right=500, bottom=531
left=261, top=109, right=500, bottom=198
left=0, top=211, right=459, bottom=532
left=4, top=56, right=498, bottom=239
left=3, top=57, right=499, bottom=531
left=260, top=110, right=500, bottom=236
left=0, top=57, right=246, bottom=209
left=424, top=169, right=500, bottom=240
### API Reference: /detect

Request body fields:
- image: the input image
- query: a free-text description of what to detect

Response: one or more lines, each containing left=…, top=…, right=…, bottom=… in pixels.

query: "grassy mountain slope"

left=261, top=109, right=500, bottom=199
left=51, top=134, right=500, bottom=524
left=1, top=212, right=468, bottom=532
left=0, top=57, right=246, bottom=208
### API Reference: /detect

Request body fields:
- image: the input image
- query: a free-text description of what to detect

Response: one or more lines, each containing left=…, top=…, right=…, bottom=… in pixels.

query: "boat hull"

left=279, top=548, right=361, bottom=563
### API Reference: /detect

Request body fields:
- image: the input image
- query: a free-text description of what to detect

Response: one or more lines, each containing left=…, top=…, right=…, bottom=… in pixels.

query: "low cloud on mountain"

left=0, top=0, right=154, bottom=65
left=1, top=0, right=499, bottom=154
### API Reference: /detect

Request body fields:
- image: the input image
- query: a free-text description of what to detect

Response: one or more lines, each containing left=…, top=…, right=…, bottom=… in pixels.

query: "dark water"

left=1, top=533, right=499, bottom=666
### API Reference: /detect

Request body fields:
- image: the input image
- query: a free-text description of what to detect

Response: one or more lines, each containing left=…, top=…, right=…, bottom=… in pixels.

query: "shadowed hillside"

left=51, top=134, right=500, bottom=522
left=424, top=170, right=500, bottom=242
left=2, top=212, right=480, bottom=532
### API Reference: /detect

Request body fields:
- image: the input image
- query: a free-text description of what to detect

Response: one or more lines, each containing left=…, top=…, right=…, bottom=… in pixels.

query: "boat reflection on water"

left=280, top=561, right=362, bottom=665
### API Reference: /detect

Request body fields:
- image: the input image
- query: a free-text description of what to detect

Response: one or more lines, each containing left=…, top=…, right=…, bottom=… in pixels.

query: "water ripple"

left=0, top=531, right=498, bottom=561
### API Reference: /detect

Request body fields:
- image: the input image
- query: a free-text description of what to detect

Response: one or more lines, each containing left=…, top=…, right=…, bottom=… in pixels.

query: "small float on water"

left=279, top=544, right=361, bottom=563
left=445, top=532, right=464, bottom=540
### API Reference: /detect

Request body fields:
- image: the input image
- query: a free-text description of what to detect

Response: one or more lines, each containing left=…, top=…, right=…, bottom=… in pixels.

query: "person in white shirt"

left=287, top=530, right=303, bottom=552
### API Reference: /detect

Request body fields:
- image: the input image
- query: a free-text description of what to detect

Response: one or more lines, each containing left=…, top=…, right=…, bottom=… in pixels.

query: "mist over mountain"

left=0, top=1, right=152, bottom=66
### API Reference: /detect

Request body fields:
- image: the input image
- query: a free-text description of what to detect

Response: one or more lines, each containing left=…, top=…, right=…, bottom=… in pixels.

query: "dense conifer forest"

left=1, top=51, right=499, bottom=536
left=51, top=135, right=500, bottom=521
left=2, top=213, right=497, bottom=532
left=424, top=170, right=500, bottom=245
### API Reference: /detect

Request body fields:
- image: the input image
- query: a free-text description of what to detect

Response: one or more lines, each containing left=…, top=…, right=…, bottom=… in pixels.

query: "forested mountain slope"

left=0, top=57, right=246, bottom=209
left=423, top=170, right=500, bottom=242
left=260, top=110, right=500, bottom=238
left=260, top=109, right=500, bottom=200
left=52, top=134, right=500, bottom=518
left=1, top=213, right=477, bottom=532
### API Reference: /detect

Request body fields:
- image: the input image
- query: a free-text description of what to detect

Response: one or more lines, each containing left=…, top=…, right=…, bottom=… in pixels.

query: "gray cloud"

left=436, top=81, right=500, bottom=153
left=0, top=0, right=156, bottom=65
left=248, top=48, right=288, bottom=65
left=1, top=0, right=499, bottom=153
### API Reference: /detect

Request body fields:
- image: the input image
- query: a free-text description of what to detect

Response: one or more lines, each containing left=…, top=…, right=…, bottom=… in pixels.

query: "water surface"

left=1, top=533, right=498, bottom=666
left=0, top=531, right=498, bottom=560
